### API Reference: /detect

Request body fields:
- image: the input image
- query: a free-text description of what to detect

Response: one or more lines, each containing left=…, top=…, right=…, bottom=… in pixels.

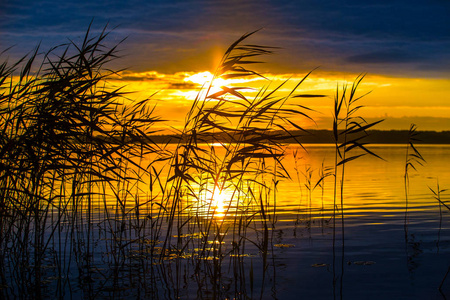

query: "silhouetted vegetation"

left=0, top=24, right=448, bottom=299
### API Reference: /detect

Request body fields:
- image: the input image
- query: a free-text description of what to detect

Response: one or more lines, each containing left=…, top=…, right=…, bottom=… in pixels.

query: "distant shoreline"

left=145, top=130, right=450, bottom=145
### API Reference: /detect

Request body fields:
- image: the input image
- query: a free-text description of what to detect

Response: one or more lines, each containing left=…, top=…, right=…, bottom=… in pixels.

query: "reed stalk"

left=331, top=74, right=383, bottom=297
left=403, top=123, right=425, bottom=237
left=429, top=182, right=450, bottom=293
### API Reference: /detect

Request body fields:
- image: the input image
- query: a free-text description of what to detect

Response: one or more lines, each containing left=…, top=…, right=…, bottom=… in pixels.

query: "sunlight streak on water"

left=72, top=144, right=450, bottom=227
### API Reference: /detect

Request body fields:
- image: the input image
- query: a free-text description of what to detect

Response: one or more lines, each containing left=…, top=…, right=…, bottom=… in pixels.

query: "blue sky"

left=1, top=0, right=449, bottom=77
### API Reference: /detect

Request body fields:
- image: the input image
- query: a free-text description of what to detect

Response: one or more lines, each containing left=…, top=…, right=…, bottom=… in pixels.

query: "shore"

left=144, top=129, right=450, bottom=145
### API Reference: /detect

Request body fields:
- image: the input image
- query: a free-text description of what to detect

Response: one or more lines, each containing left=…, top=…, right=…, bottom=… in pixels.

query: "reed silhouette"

left=404, top=124, right=426, bottom=235
left=6, top=24, right=446, bottom=300
left=330, top=74, right=383, bottom=298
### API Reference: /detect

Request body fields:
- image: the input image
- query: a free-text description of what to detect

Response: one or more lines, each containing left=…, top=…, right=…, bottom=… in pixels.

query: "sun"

left=183, top=71, right=229, bottom=98
left=183, top=71, right=257, bottom=98
left=213, top=190, right=225, bottom=213
left=176, top=70, right=266, bottom=104
left=184, top=71, right=228, bottom=88
left=209, top=185, right=227, bottom=217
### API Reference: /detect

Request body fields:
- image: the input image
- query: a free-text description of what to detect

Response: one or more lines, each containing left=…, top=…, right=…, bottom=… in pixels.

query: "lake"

left=2, top=143, right=450, bottom=299
left=256, top=144, right=450, bottom=299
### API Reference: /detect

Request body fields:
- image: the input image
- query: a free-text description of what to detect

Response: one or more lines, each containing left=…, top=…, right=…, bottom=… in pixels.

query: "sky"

left=1, top=0, right=450, bottom=131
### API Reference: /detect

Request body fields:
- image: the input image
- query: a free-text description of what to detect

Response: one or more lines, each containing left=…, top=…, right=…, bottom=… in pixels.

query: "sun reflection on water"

left=212, top=188, right=226, bottom=218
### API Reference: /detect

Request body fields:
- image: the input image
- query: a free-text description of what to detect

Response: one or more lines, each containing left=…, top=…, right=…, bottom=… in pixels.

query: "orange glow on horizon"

left=106, top=70, right=450, bottom=131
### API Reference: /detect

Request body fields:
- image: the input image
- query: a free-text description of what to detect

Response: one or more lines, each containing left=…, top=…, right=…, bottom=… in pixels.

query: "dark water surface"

left=269, top=144, right=450, bottom=299
left=3, top=144, right=450, bottom=299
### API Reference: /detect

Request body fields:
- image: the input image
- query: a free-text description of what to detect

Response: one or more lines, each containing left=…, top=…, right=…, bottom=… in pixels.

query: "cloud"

left=115, top=71, right=164, bottom=81
left=345, top=50, right=423, bottom=64
left=2, top=0, right=450, bottom=78
left=166, top=82, right=197, bottom=90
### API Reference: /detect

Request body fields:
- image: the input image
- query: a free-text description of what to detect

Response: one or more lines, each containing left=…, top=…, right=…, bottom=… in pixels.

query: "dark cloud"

left=167, top=82, right=197, bottom=90
left=1, top=0, right=450, bottom=77
left=346, top=50, right=423, bottom=64
left=118, top=76, right=158, bottom=82
left=115, top=71, right=161, bottom=81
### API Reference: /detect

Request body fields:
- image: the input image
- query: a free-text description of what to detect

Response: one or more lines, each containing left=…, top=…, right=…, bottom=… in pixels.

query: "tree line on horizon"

left=114, top=129, right=450, bottom=144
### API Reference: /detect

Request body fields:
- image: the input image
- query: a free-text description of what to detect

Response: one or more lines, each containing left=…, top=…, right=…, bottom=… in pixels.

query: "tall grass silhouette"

left=151, top=33, right=326, bottom=297
left=331, top=74, right=383, bottom=295
left=429, top=182, right=450, bottom=293
left=0, top=24, right=163, bottom=297
left=404, top=123, right=426, bottom=234
left=0, top=25, right=396, bottom=299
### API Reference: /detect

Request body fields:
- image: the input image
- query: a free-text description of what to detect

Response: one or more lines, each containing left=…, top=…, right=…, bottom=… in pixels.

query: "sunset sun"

left=205, top=185, right=227, bottom=217
left=212, top=187, right=226, bottom=215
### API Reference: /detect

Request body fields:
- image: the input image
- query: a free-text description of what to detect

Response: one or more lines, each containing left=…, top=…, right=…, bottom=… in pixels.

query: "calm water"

left=163, top=143, right=450, bottom=299
left=4, top=144, right=450, bottom=299
left=260, top=144, right=450, bottom=299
